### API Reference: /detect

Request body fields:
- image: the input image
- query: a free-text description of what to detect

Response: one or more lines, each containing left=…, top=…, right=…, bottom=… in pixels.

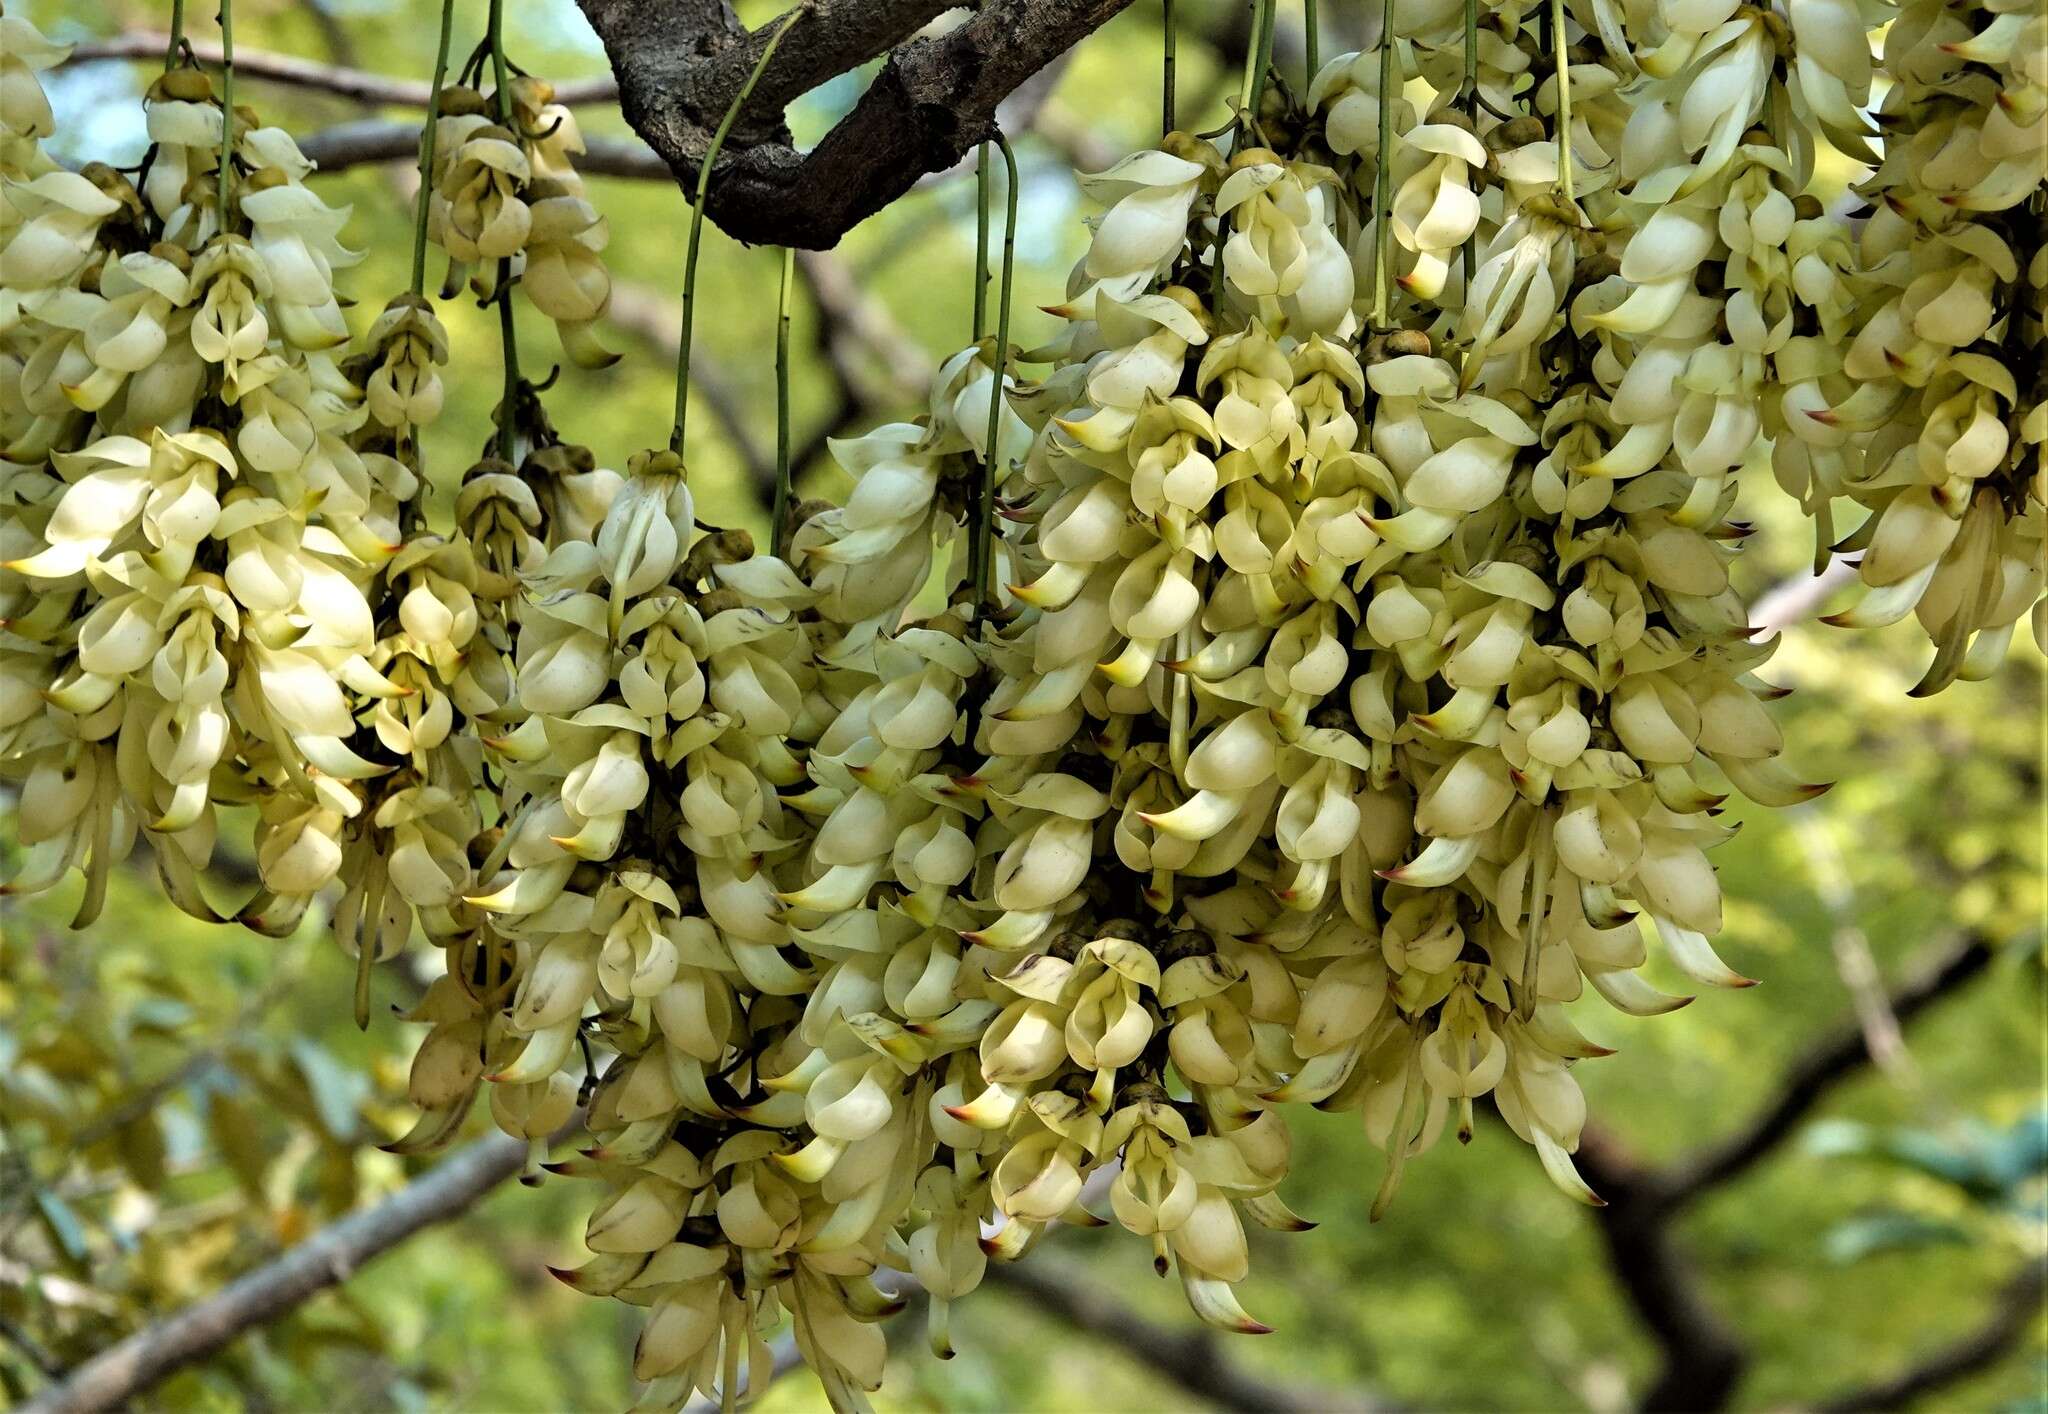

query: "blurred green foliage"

left=4, top=2, right=2043, bottom=1410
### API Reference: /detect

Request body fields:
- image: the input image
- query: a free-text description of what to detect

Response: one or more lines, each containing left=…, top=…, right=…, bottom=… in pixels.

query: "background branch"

left=1652, top=932, right=1993, bottom=1212
left=1747, top=559, right=1856, bottom=640
left=20, top=1134, right=528, bottom=1414
left=984, top=1257, right=1396, bottom=1413
left=296, top=119, right=663, bottom=177
left=1559, top=929, right=2003, bottom=1412
left=1570, top=1133, right=1749, bottom=1414
left=601, top=246, right=930, bottom=510
left=60, top=32, right=618, bottom=107
left=1811, top=1262, right=2047, bottom=1413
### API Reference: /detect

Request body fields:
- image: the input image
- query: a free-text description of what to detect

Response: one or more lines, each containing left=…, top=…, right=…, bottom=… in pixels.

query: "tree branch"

left=60, top=33, right=618, bottom=108
left=1556, top=930, right=2003, bottom=1412
left=1652, top=933, right=1994, bottom=1212
left=1795, top=811, right=1927, bottom=1097
left=1570, top=1134, right=1749, bottom=1414
left=19, top=1134, right=527, bottom=1414
left=0, top=1314, right=64, bottom=1382
left=601, top=246, right=931, bottom=511
left=578, top=0, right=1135, bottom=248
left=1811, top=1261, right=2047, bottom=1413
left=295, top=119, right=664, bottom=178
left=1747, top=558, right=1856, bottom=640
left=793, top=249, right=932, bottom=404
left=983, top=1257, right=1397, bottom=1413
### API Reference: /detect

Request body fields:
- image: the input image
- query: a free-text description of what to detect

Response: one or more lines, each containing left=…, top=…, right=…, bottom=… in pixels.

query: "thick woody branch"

left=19, top=1134, right=528, bottom=1414
left=1570, top=1134, right=1748, bottom=1413
left=577, top=0, right=1134, bottom=248
left=61, top=33, right=619, bottom=108
left=686, top=0, right=963, bottom=114
left=293, top=73, right=1087, bottom=190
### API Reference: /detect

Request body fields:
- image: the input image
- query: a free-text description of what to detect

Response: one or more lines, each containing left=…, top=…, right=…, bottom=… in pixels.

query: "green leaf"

left=1822, top=1210, right=1974, bottom=1264
left=0, top=1064, right=73, bottom=1129
left=33, top=1190, right=90, bottom=1271
left=1880, top=1127, right=2003, bottom=1197
left=289, top=1039, right=370, bottom=1143
left=124, top=996, right=197, bottom=1039
left=1802, top=1119, right=1875, bottom=1158
left=1983, top=1110, right=2048, bottom=1191
left=208, top=1090, right=273, bottom=1199
left=116, top=1111, right=168, bottom=1191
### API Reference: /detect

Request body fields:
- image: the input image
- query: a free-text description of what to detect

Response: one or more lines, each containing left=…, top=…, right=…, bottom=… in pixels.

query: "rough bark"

left=576, top=0, right=1135, bottom=248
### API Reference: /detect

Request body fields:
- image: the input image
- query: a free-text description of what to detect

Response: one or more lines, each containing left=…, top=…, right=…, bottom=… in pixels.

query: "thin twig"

left=487, top=0, right=520, bottom=465
left=604, top=249, right=925, bottom=512
left=602, top=277, right=771, bottom=486
left=1747, top=558, right=1856, bottom=639
left=672, top=7, right=808, bottom=458
left=1810, top=1261, right=2047, bottom=1413
left=773, top=246, right=797, bottom=555
left=296, top=120, right=666, bottom=178
left=985, top=1257, right=1398, bottom=1412
left=0, top=1314, right=64, bottom=1381
left=1794, top=811, right=1925, bottom=1096
left=970, top=131, right=1020, bottom=611
left=61, top=33, right=619, bottom=109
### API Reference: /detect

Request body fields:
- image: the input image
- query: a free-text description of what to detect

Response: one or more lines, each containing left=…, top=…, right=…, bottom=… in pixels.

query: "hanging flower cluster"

left=427, top=69, right=617, bottom=369
left=2, top=2, right=2041, bottom=1411
left=1817, top=0, right=2047, bottom=691
left=4, top=27, right=385, bottom=932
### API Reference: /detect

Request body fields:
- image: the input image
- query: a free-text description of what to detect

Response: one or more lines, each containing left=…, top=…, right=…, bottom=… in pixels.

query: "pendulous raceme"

left=1, top=1, right=2041, bottom=1409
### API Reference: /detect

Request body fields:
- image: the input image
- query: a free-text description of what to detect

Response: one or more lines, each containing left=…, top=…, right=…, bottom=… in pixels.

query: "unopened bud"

left=152, top=69, right=215, bottom=103
left=1487, top=116, right=1547, bottom=151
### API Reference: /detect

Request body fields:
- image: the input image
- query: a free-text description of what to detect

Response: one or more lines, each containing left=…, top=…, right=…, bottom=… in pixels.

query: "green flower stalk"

left=672, top=6, right=807, bottom=458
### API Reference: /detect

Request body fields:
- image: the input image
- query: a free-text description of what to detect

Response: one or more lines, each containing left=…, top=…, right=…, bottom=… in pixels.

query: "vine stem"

left=772, top=246, right=795, bottom=558
left=215, top=0, right=234, bottom=223
left=1215, top=0, right=1276, bottom=307
left=672, top=6, right=807, bottom=457
left=973, top=145, right=991, bottom=341
left=488, top=0, right=520, bottom=463
left=1372, top=0, right=1396, bottom=328
left=410, top=0, right=457, bottom=298
left=1304, top=0, right=1319, bottom=85
left=970, top=132, right=1020, bottom=613
left=1239, top=0, right=1276, bottom=131
left=1162, top=0, right=1176, bottom=135
left=1461, top=0, right=1479, bottom=287
left=1551, top=0, right=1574, bottom=202
left=972, top=0, right=992, bottom=340
left=165, top=0, right=187, bottom=69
